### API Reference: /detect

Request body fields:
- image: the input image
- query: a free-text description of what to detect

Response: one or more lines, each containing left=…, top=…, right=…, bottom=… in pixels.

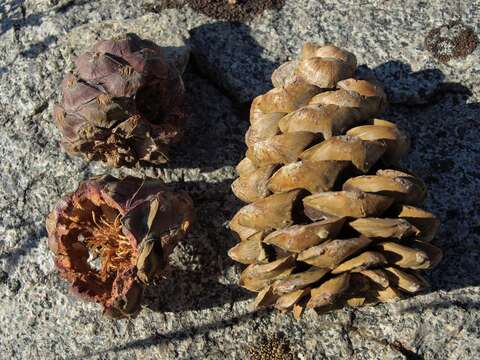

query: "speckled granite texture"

left=0, top=0, right=479, bottom=359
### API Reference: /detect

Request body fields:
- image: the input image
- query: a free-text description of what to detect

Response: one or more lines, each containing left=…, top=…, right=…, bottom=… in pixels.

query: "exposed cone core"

left=46, top=175, right=194, bottom=318
left=53, top=33, right=186, bottom=167
left=84, top=212, right=137, bottom=282
left=228, top=43, right=442, bottom=317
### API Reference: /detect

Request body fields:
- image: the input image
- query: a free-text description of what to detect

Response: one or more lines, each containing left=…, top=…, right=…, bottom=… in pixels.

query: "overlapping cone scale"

left=53, top=33, right=186, bottom=167
left=228, top=43, right=442, bottom=317
left=46, top=175, right=193, bottom=318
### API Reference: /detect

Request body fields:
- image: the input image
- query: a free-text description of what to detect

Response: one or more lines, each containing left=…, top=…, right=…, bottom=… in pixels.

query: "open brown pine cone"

left=228, top=43, right=442, bottom=318
left=46, top=175, right=193, bottom=318
left=53, top=33, right=186, bottom=167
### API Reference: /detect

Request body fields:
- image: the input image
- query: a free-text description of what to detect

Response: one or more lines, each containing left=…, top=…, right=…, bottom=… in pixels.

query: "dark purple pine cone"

left=53, top=33, right=186, bottom=167
left=46, top=175, right=194, bottom=318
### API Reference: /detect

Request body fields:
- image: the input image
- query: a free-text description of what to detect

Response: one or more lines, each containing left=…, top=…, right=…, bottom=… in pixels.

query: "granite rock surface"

left=0, top=1, right=479, bottom=359
left=190, top=1, right=480, bottom=104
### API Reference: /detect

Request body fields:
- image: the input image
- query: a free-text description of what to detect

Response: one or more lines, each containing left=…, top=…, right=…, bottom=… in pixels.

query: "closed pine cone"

left=53, top=33, right=186, bottom=167
left=228, top=43, right=442, bottom=317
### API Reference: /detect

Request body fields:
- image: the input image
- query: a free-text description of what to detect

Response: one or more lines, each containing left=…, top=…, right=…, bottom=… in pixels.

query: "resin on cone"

left=53, top=33, right=186, bottom=167
left=228, top=43, right=442, bottom=318
left=46, top=175, right=193, bottom=318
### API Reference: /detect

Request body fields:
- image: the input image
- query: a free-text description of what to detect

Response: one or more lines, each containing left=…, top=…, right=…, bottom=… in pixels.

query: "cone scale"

left=228, top=43, right=442, bottom=317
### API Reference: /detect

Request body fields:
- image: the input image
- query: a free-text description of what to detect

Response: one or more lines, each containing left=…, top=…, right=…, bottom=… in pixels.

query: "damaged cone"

left=53, top=33, right=186, bottom=167
left=46, top=175, right=193, bottom=318
left=228, top=43, right=442, bottom=317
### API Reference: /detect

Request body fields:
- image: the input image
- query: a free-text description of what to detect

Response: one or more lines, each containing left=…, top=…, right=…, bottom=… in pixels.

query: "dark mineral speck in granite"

left=0, top=270, right=8, bottom=284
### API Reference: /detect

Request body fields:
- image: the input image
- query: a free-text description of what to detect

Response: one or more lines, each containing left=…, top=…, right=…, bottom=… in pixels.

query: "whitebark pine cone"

left=228, top=43, right=442, bottom=318
left=53, top=33, right=186, bottom=167
left=46, top=175, right=193, bottom=318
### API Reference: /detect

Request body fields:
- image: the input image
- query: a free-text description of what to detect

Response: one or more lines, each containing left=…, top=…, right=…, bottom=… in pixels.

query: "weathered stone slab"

left=0, top=1, right=479, bottom=359
left=58, top=13, right=191, bottom=75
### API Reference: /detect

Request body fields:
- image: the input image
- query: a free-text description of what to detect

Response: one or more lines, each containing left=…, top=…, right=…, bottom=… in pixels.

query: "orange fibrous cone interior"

left=84, top=211, right=137, bottom=281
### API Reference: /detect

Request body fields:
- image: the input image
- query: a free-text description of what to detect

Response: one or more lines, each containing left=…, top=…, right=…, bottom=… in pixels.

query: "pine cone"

left=53, top=33, right=186, bottom=167
left=228, top=43, right=442, bottom=317
left=46, top=175, right=193, bottom=318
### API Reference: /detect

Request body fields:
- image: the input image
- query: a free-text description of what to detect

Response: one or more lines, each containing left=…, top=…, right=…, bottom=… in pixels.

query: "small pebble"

left=8, top=279, right=21, bottom=293
left=0, top=270, right=8, bottom=284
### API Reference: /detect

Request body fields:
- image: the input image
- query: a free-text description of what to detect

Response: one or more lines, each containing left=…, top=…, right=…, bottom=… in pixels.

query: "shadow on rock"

left=164, top=21, right=279, bottom=170
left=400, top=297, right=480, bottom=314
left=188, top=21, right=279, bottom=103
left=370, top=62, right=480, bottom=297
left=74, top=308, right=271, bottom=359
left=143, top=179, right=252, bottom=312
left=167, top=27, right=480, bottom=312
left=20, top=34, right=58, bottom=59
left=0, top=0, right=90, bottom=75
left=167, top=48, right=480, bottom=310
left=359, top=61, right=472, bottom=105
left=0, top=0, right=89, bottom=36
left=143, top=267, right=251, bottom=313
left=164, top=65, right=249, bottom=170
